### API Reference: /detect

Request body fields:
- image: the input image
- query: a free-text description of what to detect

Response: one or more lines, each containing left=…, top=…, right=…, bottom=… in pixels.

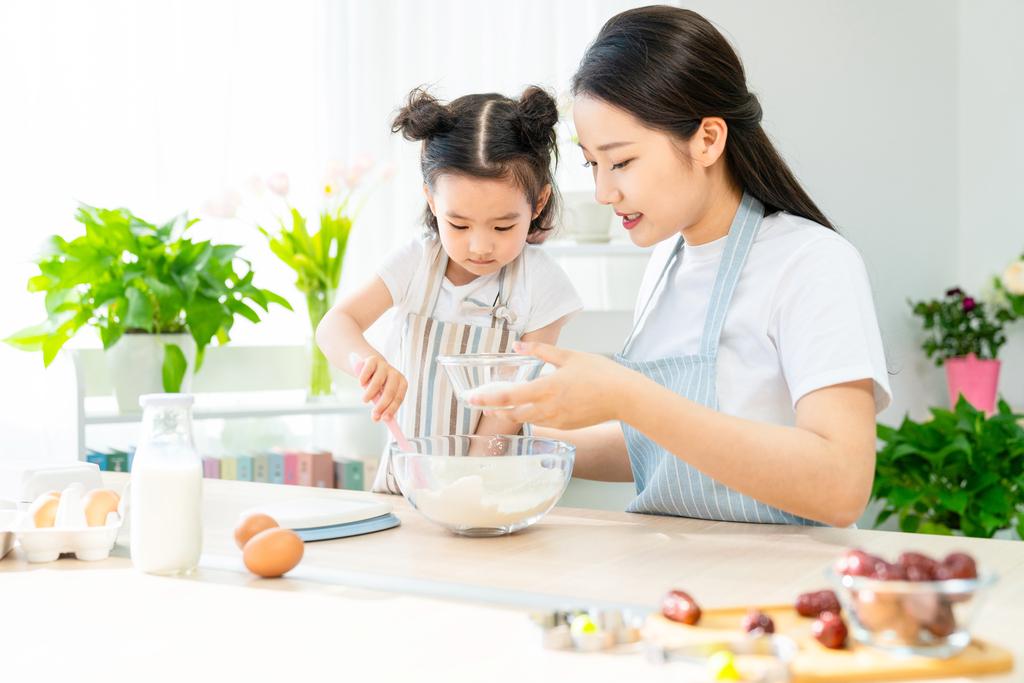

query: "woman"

left=472, top=6, right=891, bottom=528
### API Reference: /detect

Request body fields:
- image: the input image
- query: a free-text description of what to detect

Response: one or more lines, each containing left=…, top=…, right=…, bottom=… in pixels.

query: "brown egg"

left=41, top=490, right=63, bottom=500
left=82, top=489, right=121, bottom=527
left=243, top=528, right=304, bottom=577
left=234, top=513, right=279, bottom=550
left=29, top=494, right=60, bottom=528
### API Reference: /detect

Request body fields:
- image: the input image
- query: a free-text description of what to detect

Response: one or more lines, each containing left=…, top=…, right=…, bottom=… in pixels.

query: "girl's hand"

left=470, top=341, right=640, bottom=430
left=356, top=355, right=408, bottom=423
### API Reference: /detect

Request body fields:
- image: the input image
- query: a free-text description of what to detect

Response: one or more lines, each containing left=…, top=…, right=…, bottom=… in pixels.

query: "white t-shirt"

left=626, top=211, right=891, bottom=425
left=376, top=233, right=583, bottom=368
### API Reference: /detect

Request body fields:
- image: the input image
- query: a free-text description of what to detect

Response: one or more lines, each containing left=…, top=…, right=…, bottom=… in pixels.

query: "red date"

left=833, top=550, right=883, bottom=577
left=740, top=608, right=774, bottom=635
left=812, top=610, right=848, bottom=649
left=895, top=552, right=940, bottom=581
left=935, top=552, right=978, bottom=580
left=795, top=589, right=842, bottom=617
left=661, top=590, right=701, bottom=625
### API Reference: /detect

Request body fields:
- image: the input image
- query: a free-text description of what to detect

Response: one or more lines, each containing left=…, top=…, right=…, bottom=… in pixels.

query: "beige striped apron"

left=371, top=244, right=523, bottom=494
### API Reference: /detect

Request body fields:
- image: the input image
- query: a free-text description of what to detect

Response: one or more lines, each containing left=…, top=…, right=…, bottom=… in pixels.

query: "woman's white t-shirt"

left=625, top=211, right=892, bottom=426
left=375, top=233, right=583, bottom=368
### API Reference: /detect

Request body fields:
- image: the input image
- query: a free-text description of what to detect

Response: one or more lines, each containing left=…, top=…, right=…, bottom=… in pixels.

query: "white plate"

left=241, top=498, right=393, bottom=530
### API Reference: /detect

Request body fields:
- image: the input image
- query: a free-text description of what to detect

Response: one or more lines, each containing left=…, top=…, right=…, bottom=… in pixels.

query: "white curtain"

left=0, top=0, right=656, bottom=459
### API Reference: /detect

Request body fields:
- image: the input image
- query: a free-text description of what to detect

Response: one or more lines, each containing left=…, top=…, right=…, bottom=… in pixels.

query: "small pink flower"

left=344, top=170, right=361, bottom=189
left=266, top=172, right=290, bottom=197
left=243, top=175, right=264, bottom=195
left=353, top=151, right=374, bottom=174
left=962, top=297, right=976, bottom=312
left=322, top=176, right=342, bottom=196
left=379, top=162, right=398, bottom=182
left=202, top=190, right=242, bottom=219
left=326, top=157, right=346, bottom=179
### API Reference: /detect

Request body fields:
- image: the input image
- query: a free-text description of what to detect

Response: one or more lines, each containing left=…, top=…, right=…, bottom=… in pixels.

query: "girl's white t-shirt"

left=375, top=232, right=583, bottom=368
left=625, top=211, right=892, bottom=426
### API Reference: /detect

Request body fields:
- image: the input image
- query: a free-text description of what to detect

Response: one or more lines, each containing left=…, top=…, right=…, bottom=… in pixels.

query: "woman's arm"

left=315, top=275, right=406, bottom=422
left=477, top=342, right=877, bottom=528
left=474, top=314, right=570, bottom=437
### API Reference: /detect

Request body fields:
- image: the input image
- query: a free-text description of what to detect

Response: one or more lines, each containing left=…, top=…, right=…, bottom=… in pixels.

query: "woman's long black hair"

left=572, top=5, right=835, bottom=231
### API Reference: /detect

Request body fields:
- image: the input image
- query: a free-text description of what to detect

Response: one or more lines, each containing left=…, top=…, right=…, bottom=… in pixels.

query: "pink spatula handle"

left=350, top=352, right=412, bottom=452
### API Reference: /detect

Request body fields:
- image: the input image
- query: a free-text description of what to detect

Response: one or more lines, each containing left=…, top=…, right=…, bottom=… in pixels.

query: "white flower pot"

left=106, top=332, right=197, bottom=413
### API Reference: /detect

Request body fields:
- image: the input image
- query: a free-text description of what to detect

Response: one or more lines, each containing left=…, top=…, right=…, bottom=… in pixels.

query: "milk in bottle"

left=130, top=393, right=203, bottom=575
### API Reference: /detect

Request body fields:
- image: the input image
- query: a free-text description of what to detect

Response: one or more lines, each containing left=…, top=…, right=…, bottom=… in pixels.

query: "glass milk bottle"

left=130, top=393, right=203, bottom=575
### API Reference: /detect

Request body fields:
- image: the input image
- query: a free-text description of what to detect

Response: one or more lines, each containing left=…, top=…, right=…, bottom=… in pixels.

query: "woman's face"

left=425, top=174, right=547, bottom=285
left=573, top=94, right=721, bottom=247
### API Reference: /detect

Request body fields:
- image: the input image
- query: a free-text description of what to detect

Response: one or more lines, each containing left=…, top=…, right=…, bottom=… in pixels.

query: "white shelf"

left=540, top=241, right=654, bottom=257
left=84, top=401, right=369, bottom=425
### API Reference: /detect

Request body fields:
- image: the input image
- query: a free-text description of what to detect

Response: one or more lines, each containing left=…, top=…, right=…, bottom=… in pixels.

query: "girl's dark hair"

left=572, top=6, right=836, bottom=231
left=392, top=87, right=560, bottom=237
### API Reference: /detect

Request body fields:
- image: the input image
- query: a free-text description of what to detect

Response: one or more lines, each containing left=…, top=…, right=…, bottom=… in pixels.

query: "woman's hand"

left=470, top=341, right=641, bottom=429
left=355, top=355, right=408, bottom=423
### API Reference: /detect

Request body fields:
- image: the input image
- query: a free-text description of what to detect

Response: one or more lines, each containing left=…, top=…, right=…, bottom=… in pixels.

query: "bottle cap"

left=139, top=393, right=195, bottom=408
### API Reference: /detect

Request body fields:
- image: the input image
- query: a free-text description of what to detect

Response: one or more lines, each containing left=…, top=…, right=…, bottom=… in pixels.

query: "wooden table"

left=2, top=473, right=1022, bottom=682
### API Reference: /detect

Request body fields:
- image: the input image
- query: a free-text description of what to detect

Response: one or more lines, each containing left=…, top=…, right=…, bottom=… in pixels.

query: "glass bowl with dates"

left=826, top=549, right=997, bottom=658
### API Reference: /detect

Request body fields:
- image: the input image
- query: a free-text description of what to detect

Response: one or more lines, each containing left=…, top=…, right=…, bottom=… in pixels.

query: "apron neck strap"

left=620, top=234, right=684, bottom=355
left=698, top=192, right=764, bottom=355
left=419, top=245, right=449, bottom=319
left=417, top=245, right=523, bottom=329
left=620, top=192, right=764, bottom=358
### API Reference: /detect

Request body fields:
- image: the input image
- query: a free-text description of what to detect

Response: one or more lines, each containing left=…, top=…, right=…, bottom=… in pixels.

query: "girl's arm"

left=473, top=313, right=571, bottom=437
left=315, top=275, right=407, bottom=423
left=530, top=422, right=631, bottom=481
left=476, top=342, right=877, bottom=528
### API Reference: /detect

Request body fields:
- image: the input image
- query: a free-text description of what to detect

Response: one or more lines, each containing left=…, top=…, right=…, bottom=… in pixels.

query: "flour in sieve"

left=407, top=455, right=566, bottom=528
left=460, top=381, right=524, bottom=403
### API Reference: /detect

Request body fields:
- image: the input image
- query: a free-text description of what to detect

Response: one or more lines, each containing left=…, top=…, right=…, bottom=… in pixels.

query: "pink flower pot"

left=944, top=353, right=1001, bottom=413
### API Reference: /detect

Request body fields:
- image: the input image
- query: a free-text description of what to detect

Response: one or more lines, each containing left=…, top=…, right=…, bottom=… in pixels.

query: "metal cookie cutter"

left=530, top=608, right=645, bottom=653
left=647, top=634, right=798, bottom=682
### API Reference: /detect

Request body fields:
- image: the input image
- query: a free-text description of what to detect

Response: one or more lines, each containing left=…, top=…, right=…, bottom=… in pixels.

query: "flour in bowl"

left=406, top=455, right=566, bottom=528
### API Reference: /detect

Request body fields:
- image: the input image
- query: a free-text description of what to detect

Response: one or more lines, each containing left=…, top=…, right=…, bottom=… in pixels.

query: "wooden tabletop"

left=2, top=472, right=1022, bottom=681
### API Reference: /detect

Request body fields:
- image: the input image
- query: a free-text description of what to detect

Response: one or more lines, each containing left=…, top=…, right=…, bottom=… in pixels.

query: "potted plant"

left=4, top=204, right=291, bottom=411
left=208, top=156, right=394, bottom=400
left=910, top=287, right=1015, bottom=413
left=873, top=397, right=1024, bottom=539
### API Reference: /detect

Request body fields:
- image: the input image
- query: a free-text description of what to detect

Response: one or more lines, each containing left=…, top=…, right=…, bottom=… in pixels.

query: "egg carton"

left=2, top=484, right=124, bottom=563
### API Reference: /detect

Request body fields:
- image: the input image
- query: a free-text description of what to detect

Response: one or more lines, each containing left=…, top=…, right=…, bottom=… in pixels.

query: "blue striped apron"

left=615, top=193, right=822, bottom=525
left=371, top=243, right=523, bottom=493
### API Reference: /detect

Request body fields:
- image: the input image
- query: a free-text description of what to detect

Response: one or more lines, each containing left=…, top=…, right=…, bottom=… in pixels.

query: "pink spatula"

left=350, top=352, right=412, bottom=452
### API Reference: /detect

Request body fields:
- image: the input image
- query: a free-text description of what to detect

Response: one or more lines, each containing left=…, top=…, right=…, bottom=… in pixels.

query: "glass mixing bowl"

left=436, top=353, right=544, bottom=410
left=390, top=435, right=574, bottom=536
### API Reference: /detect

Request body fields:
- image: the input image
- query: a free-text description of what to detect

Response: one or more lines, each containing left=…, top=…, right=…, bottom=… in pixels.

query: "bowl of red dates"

left=826, top=549, right=996, bottom=657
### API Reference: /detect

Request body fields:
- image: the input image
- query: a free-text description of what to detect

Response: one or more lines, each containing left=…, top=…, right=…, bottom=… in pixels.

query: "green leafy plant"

left=910, top=287, right=1015, bottom=365
left=4, top=204, right=292, bottom=391
left=873, top=397, right=1024, bottom=539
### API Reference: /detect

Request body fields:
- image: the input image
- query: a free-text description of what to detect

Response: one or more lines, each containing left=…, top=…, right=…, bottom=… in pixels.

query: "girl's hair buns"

left=391, top=88, right=457, bottom=141
left=392, top=86, right=561, bottom=238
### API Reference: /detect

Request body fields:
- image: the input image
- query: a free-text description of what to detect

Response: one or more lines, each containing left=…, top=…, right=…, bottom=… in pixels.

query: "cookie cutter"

left=646, top=634, right=798, bottom=682
left=529, top=608, right=644, bottom=653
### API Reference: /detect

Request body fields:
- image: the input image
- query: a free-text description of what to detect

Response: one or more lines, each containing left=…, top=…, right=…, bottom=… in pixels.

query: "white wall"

left=957, top=0, right=1024, bottom=409
left=3, top=1, right=1023, bottom=460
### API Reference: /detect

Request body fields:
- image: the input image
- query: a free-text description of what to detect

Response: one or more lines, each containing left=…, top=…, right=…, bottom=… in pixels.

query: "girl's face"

left=426, top=174, right=548, bottom=286
left=573, top=94, right=729, bottom=247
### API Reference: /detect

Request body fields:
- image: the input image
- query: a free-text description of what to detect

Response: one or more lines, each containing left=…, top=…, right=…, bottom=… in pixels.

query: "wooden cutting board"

left=643, top=604, right=1013, bottom=682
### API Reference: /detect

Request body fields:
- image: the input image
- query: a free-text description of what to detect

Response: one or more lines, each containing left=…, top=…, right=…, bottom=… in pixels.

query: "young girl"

left=474, top=6, right=892, bottom=528
left=316, top=87, right=583, bottom=494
